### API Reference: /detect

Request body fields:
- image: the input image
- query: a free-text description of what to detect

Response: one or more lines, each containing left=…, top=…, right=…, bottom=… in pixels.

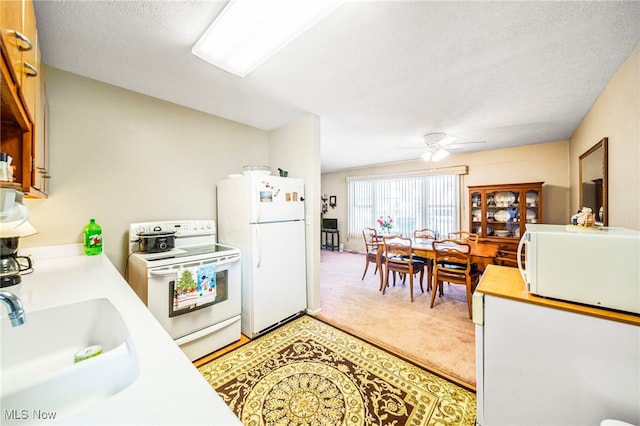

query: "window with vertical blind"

left=347, top=167, right=466, bottom=239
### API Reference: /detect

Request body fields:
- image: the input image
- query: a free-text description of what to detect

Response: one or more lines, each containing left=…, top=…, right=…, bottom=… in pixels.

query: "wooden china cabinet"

left=468, top=182, right=543, bottom=251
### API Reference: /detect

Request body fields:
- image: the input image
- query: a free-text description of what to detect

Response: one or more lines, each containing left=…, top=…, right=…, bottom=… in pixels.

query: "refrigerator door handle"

left=253, top=183, right=262, bottom=223
left=254, top=225, right=262, bottom=268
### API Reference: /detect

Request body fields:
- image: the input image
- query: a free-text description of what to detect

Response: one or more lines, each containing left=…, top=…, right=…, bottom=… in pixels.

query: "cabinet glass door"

left=470, top=191, right=482, bottom=235
left=523, top=190, right=540, bottom=228
left=486, top=190, right=519, bottom=238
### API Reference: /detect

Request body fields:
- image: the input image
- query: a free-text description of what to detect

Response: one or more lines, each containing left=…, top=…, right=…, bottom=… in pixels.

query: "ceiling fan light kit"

left=420, top=132, right=454, bottom=162
left=418, top=132, right=485, bottom=162
left=422, top=147, right=450, bottom=162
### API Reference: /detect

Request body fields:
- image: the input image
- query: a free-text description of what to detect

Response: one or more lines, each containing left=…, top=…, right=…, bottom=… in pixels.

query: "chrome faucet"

left=0, top=291, right=26, bottom=326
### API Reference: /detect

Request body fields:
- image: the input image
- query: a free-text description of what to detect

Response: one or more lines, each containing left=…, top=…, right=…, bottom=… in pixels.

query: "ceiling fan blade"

left=438, top=136, right=458, bottom=147
left=447, top=141, right=486, bottom=148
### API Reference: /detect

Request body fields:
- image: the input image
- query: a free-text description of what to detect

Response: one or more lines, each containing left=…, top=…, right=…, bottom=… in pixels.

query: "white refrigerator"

left=217, top=173, right=307, bottom=338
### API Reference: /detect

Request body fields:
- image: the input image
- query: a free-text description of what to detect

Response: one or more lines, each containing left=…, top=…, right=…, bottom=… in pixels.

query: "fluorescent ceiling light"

left=192, top=0, right=343, bottom=77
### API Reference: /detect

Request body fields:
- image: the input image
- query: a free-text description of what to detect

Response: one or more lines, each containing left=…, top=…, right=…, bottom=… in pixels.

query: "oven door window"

left=169, top=263, right=228, bottom=317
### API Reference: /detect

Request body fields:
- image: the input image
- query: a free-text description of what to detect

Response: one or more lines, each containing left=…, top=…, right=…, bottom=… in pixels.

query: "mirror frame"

left=579, top=137, right=608, bottom=226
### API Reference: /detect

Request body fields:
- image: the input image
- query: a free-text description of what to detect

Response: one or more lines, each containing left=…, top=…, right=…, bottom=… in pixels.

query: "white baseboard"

left=306, top=307, right=322, bottom=316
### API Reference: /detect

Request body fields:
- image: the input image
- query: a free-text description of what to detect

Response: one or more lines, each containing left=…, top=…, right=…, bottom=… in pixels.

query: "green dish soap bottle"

left=83, top=218, right=103, bottom=256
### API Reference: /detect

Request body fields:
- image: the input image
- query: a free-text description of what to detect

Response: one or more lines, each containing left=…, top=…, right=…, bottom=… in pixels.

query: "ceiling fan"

left=419, top=132, right=486, bottom=161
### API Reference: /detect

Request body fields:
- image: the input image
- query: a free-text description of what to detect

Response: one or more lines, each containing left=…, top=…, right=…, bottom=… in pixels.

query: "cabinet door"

left=470, top=190, right=482, bottom=235
left=31, top=47, right=48, bottom=195
left=20, top=0, right=38, bottom=121
left=485, top=189, right=519, bottom=238
left=0, top=0, right=24, bottom=85
left=519, top=187, right=541, bottom=238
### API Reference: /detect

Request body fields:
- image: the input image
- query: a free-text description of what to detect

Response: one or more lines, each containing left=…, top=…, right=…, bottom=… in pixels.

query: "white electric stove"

left=126, top=219, right=241, bottom=361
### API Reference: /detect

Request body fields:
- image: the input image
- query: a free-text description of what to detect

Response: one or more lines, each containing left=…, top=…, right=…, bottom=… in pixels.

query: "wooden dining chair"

left=448, top=231, right=479, bottom=243
left=361, top=227, right=381, bottom=280
left=413, top=228, right=437, bottom=291
left=414, top=228, right=438, bottom=240
left=430, top=239, right=481, bottom=318
left=382, top=236, right=425, bottom=302
left=494, top=245, right=525, bottom=268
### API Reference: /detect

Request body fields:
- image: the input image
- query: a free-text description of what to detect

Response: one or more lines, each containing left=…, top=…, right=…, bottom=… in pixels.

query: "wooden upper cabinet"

left=1, top=0, right=39, bottom=122
left=20, top=0, right=38, bottom=121
left=0, top=0, right=24, bottom=85
left=0, top=0, right=47, bottom=198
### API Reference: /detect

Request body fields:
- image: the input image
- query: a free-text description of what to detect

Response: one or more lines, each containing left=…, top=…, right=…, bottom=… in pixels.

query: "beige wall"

left=22, top=67, right=310, bottom=275
left=569, top=42, right=640, bottom=229
left=268, top=115, right=322, bottom=314
left=321, top=140, right=570, bottom=252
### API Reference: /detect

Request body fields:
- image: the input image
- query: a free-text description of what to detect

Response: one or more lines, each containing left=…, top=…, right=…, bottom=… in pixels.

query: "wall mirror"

left=579, top=137, right=608, bottom=226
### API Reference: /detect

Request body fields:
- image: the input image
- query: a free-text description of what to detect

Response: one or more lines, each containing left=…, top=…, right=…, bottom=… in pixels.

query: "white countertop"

left=2, top=244, right=241, bottom=425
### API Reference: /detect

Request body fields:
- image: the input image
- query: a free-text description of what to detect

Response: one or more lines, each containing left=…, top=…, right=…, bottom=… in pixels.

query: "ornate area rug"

left=198, top=316, right=476, bottom=425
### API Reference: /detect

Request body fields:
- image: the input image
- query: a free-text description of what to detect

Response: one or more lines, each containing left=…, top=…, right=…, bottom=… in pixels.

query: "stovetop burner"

left=132, top=244, right=237, bottom=262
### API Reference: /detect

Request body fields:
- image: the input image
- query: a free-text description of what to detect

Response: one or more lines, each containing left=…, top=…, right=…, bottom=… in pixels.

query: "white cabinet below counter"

left=473, top=265, right=640, bottom=426
left=1, top=244, right=241, bottom=426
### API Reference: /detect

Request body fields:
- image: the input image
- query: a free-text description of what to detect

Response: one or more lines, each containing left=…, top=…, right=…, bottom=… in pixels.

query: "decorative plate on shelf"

left=526, top=208, right=537, bottom=221
left=494, top=192, right=516, bottom=207
left=526, top=191, right=538, bottom=206
left=494, top=210, right=510, bottom=223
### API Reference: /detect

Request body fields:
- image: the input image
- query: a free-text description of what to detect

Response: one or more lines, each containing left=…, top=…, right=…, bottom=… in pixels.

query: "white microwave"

left=518, top=224, right=640, bottom=314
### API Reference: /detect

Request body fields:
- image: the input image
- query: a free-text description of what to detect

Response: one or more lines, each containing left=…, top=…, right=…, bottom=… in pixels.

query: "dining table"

left=374, top=237, right=500, bottom=292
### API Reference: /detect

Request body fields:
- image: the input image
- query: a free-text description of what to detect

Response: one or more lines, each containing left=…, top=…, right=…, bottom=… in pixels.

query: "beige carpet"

left=317, top=250, right=476, bottom=388
left=199, top=316, right=476, bottom=426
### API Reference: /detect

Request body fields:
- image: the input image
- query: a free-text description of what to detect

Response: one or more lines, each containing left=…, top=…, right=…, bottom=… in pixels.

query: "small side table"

left=321, top=229, right=340, bottom=251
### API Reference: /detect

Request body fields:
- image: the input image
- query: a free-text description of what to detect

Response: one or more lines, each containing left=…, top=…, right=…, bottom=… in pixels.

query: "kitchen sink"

left=0, top=298, right=139, bottom=424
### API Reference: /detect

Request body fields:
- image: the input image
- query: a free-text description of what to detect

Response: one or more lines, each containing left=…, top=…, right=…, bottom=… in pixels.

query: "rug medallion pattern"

left=199, top=316, right=475, bottom=425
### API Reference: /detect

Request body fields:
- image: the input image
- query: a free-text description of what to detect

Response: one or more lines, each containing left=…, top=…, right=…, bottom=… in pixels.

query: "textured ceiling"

left=34, top=1, right=640, bottom=172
